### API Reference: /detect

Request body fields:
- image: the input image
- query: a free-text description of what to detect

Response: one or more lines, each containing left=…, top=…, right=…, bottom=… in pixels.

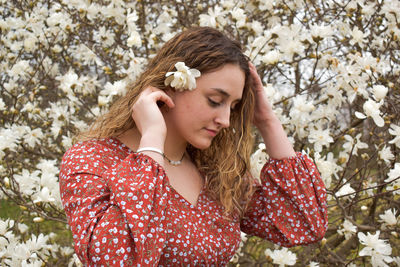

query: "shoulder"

left=61, top=138, right=129, bottom=175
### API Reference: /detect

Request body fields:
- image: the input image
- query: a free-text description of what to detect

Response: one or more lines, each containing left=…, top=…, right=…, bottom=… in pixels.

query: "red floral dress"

left=59, top=138, right=327, bottom=266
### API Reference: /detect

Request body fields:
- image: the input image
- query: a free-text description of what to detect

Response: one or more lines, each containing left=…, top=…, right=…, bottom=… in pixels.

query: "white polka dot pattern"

left=59, top=138, right=327, bottom=266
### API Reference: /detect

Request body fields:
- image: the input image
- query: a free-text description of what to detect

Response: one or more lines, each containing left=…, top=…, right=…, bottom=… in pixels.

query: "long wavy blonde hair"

left=77, top=27, right=256, bottom=218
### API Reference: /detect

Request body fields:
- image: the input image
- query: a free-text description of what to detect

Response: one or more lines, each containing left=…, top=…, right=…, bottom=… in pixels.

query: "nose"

left=214, top=106, right=230, bottom=128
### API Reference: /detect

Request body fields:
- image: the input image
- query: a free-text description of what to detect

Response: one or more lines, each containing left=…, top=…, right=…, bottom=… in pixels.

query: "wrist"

left=255, top=114, right=281, bottom=135
left=139, top=131, right=165, bottom=150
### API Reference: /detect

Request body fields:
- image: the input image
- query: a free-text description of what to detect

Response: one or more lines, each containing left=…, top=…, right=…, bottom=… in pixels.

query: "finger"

left=149, top=91, right=175, bottom=109
left=248, top=65, right=264, bottom=92
left=141, top=86, right=158, bottom=96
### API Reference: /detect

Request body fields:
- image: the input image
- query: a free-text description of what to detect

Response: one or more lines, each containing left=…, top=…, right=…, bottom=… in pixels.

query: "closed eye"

left=208, top=98, right=221, bottom=107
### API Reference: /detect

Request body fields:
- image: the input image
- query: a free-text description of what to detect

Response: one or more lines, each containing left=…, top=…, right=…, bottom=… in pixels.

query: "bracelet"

left=136, top=147, right=164, bottom=157
left=136, top=147, right=185, bottom=166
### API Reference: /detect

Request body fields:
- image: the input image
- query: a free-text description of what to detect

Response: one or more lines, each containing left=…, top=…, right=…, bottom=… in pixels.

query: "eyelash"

left=208, top=98, right=221, bottom=107
left=208, top=98, right=237, bottom=110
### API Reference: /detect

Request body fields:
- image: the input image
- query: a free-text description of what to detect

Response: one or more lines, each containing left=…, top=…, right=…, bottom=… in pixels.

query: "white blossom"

left=337, top=219, right=357, bottom=240
left=314, top=152, right=342, bottom=188
left=335, top=182, right=355, bottom=199
left=379, top=209, right=398, bottom=226
left=230, top=8, right=246, bottom=28
left=250, top=143, right=268, bottom=181
left=308, top=128, right=334, bottom=153
left=0, top=98, right=5, bottom=110
left=342, top=134, right=368, bottom=155
left=350, top=27, right=366, bottom=46
left=386, top=163, right=400, bottom=182
left=33, top=187, right=56, bottom=203
left=14, top=169, right=40, bottom=195
left=384, top=163, right=400, bottom=195
left=358, top=231, right=393, bottom=267
left=308, top=261, right=320, bottom=267
left=165, top=62, right=201, bottom=91
left=379, top=145, right=394, bottom=164
left=355, top=99, right=385, bottom=127
left=265, top=247, right=297, bottom=266
left=310, top=24, right=333, bottom=40
left=388, top=124, right=400, bottom=148
left=23, top=128, right=44, bottom=148
left=261, top=50, right=281, bottom=65
left=372, top=85, right=388, bottom=101
left=199, top=6, right=226, bottom=28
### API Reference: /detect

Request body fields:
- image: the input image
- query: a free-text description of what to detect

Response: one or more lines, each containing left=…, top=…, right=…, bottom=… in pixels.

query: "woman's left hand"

left=248, top=62, right=296, bottom=158
left=248, top=62, right=276, bottom=129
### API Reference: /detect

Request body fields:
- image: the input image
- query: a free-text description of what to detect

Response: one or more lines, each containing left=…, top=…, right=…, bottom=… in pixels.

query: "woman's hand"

left=131, top=86, right=175, bottom=144
left=248, top=62, right=296, bottom=159
left=248, top=62, right=276, bottom=129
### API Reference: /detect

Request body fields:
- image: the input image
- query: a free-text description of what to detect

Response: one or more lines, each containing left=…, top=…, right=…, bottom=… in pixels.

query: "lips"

left=205, top=128, right=218, bottom=136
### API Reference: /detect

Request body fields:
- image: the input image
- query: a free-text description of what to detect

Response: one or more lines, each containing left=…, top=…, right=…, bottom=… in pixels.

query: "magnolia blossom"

left=337, top=219, right=357, bottom=240
left=308, top=128, right=334, bottom=153
left=14, top=169, right=40, bottom=195
left=378, top=145, right=394, bottom=164
left=384, top=163, right=400, bottom=195
left=349, top=27, right=366, bottom=46
left=33, top=187, right=56, bottom=203
left=386, top=163, right=400, bottom=182
left=335, top=182, right=355, bottom=199
left=363, top=179, right=377, bottom=197
left=127, top=31, right=142, bottom=47
left=23, top=128, right=44, bottom=148
left=378, top=209, right=398, bottom=226
left=342, top=133, right=368, bottom=155
left=98, top=80, right=127, bottom=105
left=265, top=247, right=297, bottom=266
left=0, top=98, right=5, bottom=110
left=261, top=50, right=281, bottom=65
left=230, top=8, right=246, bottom=28
left=199, top=6, right=226, bottom=28
left=372, top=85, right=388, bottom=101
left=355, top=98, right=385, bottom=127
left=314, top=152, right=342, bottom=188
left=165, top=62, right=201, bottom=91
left=388, top=124, right=400, bottom=148
left=358, top=231, right=393, bottom=267
left=250, top=143, right=268, bottom=181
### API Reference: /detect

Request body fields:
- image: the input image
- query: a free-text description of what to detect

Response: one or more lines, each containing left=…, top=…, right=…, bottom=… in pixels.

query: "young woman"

left=59, top=27, right=328, bottom=266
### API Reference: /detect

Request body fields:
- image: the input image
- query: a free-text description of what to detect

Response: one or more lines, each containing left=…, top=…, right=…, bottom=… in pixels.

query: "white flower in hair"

left=165, top=62, right=201, bottom=91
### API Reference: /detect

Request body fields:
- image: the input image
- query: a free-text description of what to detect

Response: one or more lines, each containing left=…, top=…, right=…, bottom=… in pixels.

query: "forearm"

left=257, top=115, right=296, bottom=160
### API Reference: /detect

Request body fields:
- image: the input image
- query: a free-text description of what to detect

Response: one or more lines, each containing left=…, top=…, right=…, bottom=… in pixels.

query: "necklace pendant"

left=169, top=160, right=182, bottom=166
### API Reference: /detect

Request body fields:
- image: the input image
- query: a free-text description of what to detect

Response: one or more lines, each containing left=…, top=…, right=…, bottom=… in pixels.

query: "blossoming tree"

left=1, top=0, right=399, bottom=266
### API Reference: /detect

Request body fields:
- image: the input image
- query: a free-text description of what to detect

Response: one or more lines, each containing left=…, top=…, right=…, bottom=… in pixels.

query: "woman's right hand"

left=131, top=86, right=175, bottom=144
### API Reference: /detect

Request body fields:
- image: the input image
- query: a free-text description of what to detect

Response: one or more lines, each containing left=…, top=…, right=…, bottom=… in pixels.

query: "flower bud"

left=33, top=217, right=44, bottom=223
left=372, top=85, right=388, bottom=101
left=4, top=177, right=10, bottom=188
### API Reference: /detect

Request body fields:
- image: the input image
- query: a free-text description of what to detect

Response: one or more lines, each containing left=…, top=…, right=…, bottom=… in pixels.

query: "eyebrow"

left=210, top=88, right=242, bottom=102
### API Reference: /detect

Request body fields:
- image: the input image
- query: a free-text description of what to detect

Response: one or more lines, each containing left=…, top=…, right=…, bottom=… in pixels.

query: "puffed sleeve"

left=240, top=152, right=328, bottom=247
left=59, top=141, right=170, bottom=266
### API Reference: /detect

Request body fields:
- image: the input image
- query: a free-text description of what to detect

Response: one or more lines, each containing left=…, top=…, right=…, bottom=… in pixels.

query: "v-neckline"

left=167, top=179, right=206, bottom=209
left=111, top=137, right=205, bottom=209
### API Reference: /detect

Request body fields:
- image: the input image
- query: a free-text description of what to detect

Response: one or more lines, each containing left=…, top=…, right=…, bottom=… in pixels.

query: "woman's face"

left=164, top=63, right=245, bottom=149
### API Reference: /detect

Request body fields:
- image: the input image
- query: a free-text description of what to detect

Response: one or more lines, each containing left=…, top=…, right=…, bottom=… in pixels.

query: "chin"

left=189, top=139, right=213, bottom=150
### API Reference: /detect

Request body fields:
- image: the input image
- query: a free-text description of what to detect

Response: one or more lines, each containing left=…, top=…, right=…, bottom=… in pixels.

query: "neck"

left=163, top=125, right=187, bottom=162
